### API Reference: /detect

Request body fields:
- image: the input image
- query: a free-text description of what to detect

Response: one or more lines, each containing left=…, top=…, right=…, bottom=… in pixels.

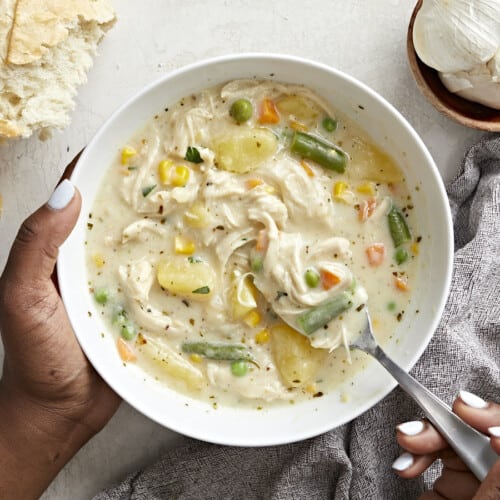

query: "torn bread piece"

left=0, top=0, right=116, bottom=139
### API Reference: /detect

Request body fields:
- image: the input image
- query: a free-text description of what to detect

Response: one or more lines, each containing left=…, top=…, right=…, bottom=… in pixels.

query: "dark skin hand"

left=394, top=394, right=500, bottom=499
left=0, top=157, right=120, bottom=499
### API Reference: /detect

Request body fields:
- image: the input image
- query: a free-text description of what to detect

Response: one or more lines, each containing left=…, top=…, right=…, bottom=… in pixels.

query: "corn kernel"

left=356, top=182, right=376, bottom=196
left=305, top=383, right=317, bottom=394
left=411, top=242, right=419, bottom=255
left=255, top=329, right=270, bottom=344
left=333, top=181, right=355, bottom=204
left=290, top=120, right=308, bottom=132
left=92, top=253, right=105, bottom=268
left=243, top=310, right=261, bottom=327
left=121, top=146, right=137, bottom=165
left=158, top=159, right=173, bottom=184
left=333, top=181, right=348, bottom=197
left=246, top=179, right=264, bottom=190
left=174, top=236, right=195, bottom=255
left=340, top=392, right=350, bottom=403
left=171, top=165, right=190, bottom=187
left=190, top=353, right=202, bottom=363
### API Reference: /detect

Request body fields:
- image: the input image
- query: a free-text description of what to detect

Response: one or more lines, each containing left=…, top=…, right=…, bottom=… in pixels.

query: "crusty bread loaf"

left=0, top=0, right=115, bottom=139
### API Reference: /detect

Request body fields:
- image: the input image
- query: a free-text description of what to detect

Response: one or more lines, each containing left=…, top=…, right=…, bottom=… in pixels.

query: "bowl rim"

left=58, top=52, right=454, bottom=446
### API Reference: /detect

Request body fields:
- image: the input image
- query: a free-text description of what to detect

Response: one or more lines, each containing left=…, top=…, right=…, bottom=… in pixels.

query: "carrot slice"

left=300, top=160, right=315, bottom=177
left=320, top=269, right=341, bottom=290
left=258, top=98, right=280, bottom=124
left=117, top=338, right=137, bottom=362
left=246, top=179, right=264, bottom=190
left=358, top=198, right=377, bottom=221
left=366, top=243, right=385, bottom=267
left=255, top=229, right=269, bottom=252
left=394, top=276, right=410, bottom=292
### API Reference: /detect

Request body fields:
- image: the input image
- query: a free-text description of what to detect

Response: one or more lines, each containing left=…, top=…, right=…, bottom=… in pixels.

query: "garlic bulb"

left=413, top=0, right=500, bottom=109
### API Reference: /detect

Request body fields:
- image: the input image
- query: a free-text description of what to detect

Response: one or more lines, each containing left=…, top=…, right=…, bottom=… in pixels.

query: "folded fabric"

left=94, top=137, right=500, bottom=500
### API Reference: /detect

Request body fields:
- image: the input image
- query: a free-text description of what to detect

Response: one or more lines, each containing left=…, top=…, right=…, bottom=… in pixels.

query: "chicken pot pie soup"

left=86, top=79, right=420, bottom=408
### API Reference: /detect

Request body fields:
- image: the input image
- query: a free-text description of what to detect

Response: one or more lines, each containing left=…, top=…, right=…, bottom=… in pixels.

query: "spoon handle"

left=372, top=345, right=498, bottom=481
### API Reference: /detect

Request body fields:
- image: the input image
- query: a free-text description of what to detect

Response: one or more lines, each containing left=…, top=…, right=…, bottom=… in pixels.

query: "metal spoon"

left=352, top=310, right=498, bottom=481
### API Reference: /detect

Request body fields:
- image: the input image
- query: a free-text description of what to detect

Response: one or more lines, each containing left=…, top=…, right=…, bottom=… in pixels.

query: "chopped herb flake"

left=192, top=286, right=210, bottom=294
left=142, top=184, right=156, bottom=197
left=185, top=146, right=203, bottom=163
left=188, top=256, right=203, bottom=263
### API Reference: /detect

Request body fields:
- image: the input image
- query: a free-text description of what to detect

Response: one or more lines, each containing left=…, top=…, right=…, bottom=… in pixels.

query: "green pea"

left=322, top=117, right=337, bottom=132
left=230, top=99, right=253, bottom=123
left=304, top=268, right=320, bottom=288
left=230, top=360, right=248, bottom=377
left=94, top=287, right=109, bottom=304
left=120, top=322, right=137, bottom=340
left=395, top=247, right=409, bottom=264
left=250, top=251, right=264, bottom=273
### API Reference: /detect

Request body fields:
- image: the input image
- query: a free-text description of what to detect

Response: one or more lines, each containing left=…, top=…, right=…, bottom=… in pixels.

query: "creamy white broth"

left=86, top=79, right=419, bottom=408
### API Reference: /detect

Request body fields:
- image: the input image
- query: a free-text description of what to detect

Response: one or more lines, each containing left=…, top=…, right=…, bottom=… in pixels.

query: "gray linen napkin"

left=94, top=137, right=500, bottom=500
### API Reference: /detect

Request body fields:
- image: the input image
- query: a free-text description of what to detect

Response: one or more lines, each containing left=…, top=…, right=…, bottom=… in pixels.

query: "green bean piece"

left=388, top=205, right=411, bottom=248
left=182, top=341, right=254, bottom=361
left=290, top=131, right=347, bottom=173
left=230, top=99, right=253, bottom=123
left=94, top=287, right=109, bottom=304
left=296, top=292, right=353, bottom=335
left=120, top=322, right=137, bottom=340
left=304, top=268, right=320, bottom=288
left=322, top=116, right=337, bottom=132
left=394, top=247, right=409, bottom=264
left=112, top=305, right=127, bottom=325
left=230, top=360, right=248, bottom=377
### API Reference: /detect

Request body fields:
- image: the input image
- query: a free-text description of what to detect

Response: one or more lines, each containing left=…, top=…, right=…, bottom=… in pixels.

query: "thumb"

left=473, top=458, right=500, bottom=499
left=2, top=180, right=81, bottom=286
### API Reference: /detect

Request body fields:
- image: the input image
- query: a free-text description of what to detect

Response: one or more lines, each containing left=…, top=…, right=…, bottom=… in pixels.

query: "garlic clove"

left=413, top=0, right=500, bottom=73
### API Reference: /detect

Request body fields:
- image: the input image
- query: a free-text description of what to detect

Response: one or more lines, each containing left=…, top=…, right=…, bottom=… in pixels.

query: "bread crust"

left=0, top=0, right=115, bottom=139
left=8, top=0, right=115, bottom=65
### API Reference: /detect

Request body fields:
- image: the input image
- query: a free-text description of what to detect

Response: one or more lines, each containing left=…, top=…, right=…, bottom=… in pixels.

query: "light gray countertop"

left=0, top=1, right=484, bottom=498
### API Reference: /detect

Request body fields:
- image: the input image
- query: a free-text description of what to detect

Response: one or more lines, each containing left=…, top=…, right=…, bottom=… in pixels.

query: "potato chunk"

left=213, top=128, right=277, bottom=173
left=137, top=334, right=204, bottom=390
left=230, top=271, right=258, bottom=320
left=347, top=139, right=403, bottom=183
left=271, top=324, right=327, bottom=387
left=276, top=95, right=321, bottom=127
left=157, top=257, right=215, bottom=300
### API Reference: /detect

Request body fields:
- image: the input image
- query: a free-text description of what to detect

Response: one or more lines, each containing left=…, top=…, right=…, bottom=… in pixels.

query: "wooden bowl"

left=407, top=0, right=500, bottom=132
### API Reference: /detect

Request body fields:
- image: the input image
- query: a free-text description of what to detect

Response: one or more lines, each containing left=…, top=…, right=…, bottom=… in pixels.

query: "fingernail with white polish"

left=48, top=179, right=75, bottom=210
left=392, top=452, right=414, bottom=471
left=397, top=420, right=425, bottom=436
left=488, top=426, right=500, bottom=438
left=459, top=390, right=488, bottom=409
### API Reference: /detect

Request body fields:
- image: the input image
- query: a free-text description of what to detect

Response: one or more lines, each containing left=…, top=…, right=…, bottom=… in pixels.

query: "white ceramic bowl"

left=58, top=54, right=453, bottom=446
